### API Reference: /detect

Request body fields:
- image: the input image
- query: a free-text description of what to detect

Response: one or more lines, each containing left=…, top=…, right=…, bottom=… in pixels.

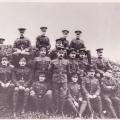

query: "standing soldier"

left=82, top=66, right=103, bottom=118
left=36, top=27, right=51, bottom=51
left=13, top=28, right=31, bottom=55
left=77, top=49, right=88, bottom=84
left=12, top=55, right=32, bottom=117
left=101, top=69, right=120, bottom=118
left=49, top=46, right=68, bottom=116
left=33, top=45, right=51, bottom=83
left=0, top=54, right=14, bottom=110
left=69, top=30, right=91, bottom=64
left=67, top=48, right=78, bottom=82
left=95, top=48, right=112, bottom=79
left=66, top=73, right=87, bottom=118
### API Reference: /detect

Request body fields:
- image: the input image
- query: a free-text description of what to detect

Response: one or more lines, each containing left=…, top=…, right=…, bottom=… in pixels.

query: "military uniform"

left=0, top=64, right=14, bottom=109
left=101, top=76, right=120, bottom=118
left=50, top=58, right=68, bottom=114
left=66, top=81, right=87, bottom=117
left=33, top=56, right=51, bottom=81
left=30, top=80, right=53, bottom=113
left=13, top=28, right=31, bottom=54
left=82, top=76, right=103, bottom=118
left=12, top=66, right=32, bottom=113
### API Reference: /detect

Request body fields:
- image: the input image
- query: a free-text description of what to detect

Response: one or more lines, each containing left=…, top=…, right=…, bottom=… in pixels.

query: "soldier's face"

left=19, top=58, right=26, bottom=67
left=41, top=31, right=46, bottom=36
left=63, top=33, right=68, bottom=38
left=56, top=42, right=63, bottom=48
left=69, top=52, right=76, bottom=59
left=97, top=52, right=103, bottom=58
left=88, top=71, right=95, bottom=78
left=76, top=34, right=80, bottom=38
left=39, top=76, right=46, bottom=82
left=79, top=53, right=86, bottom=59
left=57, top=51, right=64, bottom=58
left=39, top=49, right=46, bottom=57
left=1, top=57, right=9, bottom=66
left=71, top=76, right=78, bottom=83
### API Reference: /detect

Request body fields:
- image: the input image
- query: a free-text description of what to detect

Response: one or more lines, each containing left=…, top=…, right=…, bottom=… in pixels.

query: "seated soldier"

left=36, top=26, right=51, bottom=51
left=30, top=73, right=53, bottom=115
left=13, top=28, right=31, bottom=55
left=12, top=56, right=32, bottom=117
left=0, top=55, right=14, bottom=110
left=82, top=66, right=103, bottom=118
left=66, top=73, right=87, bottom=118
left=101, top=69, right=120, bottom=118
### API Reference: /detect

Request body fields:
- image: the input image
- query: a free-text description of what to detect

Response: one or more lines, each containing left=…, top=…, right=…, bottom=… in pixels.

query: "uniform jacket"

left=50, top=58, right=68, bottom=83
left=36, top=35, right=51, bottom=50
left=69, top=38, right=86, bottom=50
left=59, top=37, right=69, bottom=49
left=13, top=37, right=31, bottom=50
left=68, top=82, right=82, bottom=102
left=82, top=76, right=101, bottom=96
left=0, top=65, right=13, bottom=83
left=101, top=76, right=118, bottom=95
left=12, top=66, right=32, bottom=87
left=31, top=81, right=50, bottom=97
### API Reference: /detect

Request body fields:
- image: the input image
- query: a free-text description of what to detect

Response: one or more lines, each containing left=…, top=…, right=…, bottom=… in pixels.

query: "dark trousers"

left=103, top=95, right=120, bottom=118
left=52, top=82, right=67, bottom=114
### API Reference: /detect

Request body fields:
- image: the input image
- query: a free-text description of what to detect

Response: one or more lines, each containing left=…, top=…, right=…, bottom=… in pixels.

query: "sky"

left=0, top=3, right=120, bottom=62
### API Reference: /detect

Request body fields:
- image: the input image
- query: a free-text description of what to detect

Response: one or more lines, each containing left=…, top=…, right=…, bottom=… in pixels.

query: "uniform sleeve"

left=46, top=37, right=51, bottom=50
left=82, top=77, right=89, bottom=96
left=36, top=37, right=40, bottom=49
left=95, top=79, right=101, bottom=96
left=69, top=39, right=74, bottom=49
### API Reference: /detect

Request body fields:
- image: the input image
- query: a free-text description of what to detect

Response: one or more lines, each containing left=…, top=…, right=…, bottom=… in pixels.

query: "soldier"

left=33, top=45, right=51, bottom=82
left=77, top=49, right=88, bottom=84
left=67, top=48, right=79, bottom=82
left=49, top=46, right=68, bottom=116
left=0, top=54, right=14, bottom=110
left=69, top=30, right=91, bottom=64
left=59, top=30, right=69, bottom=50
left=95, top=48, right=112, bottom=79
left=12, top=55, right=32, bottom=117
left=82, top=66, right=103, bottom=118
left=66, top=73, right=87, bottom=118
left=13, top=28, right=31, bottom=55
left=101, top=69, right=120, bottom=118
left=30, top=73, right=53, bottom=115
left=50, top=38, right=67, bottom=60
left=36, top=26, right=51, bottom=50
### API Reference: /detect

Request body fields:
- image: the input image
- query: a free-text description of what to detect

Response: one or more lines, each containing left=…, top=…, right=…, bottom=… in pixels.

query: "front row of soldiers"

left=0, top=43, right=120, bottom=119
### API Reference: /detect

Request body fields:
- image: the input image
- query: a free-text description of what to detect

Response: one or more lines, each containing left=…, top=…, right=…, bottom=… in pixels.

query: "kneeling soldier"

left=66, top=73, right=87, bottom=118
left=101, top=69, right=120, bottom=118
left=30, top=73, right=53, bottom=115
left=82, top=66, right=103, bottom=118
left=12, top=56, right=32, bottom=117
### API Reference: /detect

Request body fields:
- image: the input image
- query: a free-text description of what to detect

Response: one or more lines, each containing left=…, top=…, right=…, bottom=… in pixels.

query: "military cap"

left=86, top=64, right=96, bottom=72
left=39, top=73, right=46, bottom=77
left=79, top=48, right=86, bottom=54
left=0, top=38, right=5, bottom=41
left=56, top=38, right=63, bottom=42
left=67, top=48, right=76, bottom=55
left=62, top=30, right=69, bottom=34
left=57, top=45, right=65, bottom=50
left=96, top=48, right=104, bottom=53
left=40, top=26, right=48, bottom=32
left=75, top=30, right=82, bottom=34
left=39, top=45, right=47, bottom=51
left=18, top=28, right=26, bottom=33
left=71, top=73, right=78, bottom=78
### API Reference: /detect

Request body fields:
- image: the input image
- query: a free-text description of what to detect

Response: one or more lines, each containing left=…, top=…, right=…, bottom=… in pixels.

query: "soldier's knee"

left=104, top=96, right=112, bottom=105
left=45, top=90, right=52, bottom=96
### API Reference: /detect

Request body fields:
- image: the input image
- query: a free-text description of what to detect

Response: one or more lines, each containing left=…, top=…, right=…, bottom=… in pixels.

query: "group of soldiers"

left=0, top=26, right=120, bottom=118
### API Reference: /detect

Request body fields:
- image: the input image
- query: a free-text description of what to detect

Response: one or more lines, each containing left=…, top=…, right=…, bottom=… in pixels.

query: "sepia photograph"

left=0, top=1, right=119, bottom=119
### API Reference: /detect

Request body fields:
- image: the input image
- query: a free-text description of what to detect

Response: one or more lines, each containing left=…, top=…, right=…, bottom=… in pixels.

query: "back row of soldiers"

left=0, top=27, right=120, bottom=118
